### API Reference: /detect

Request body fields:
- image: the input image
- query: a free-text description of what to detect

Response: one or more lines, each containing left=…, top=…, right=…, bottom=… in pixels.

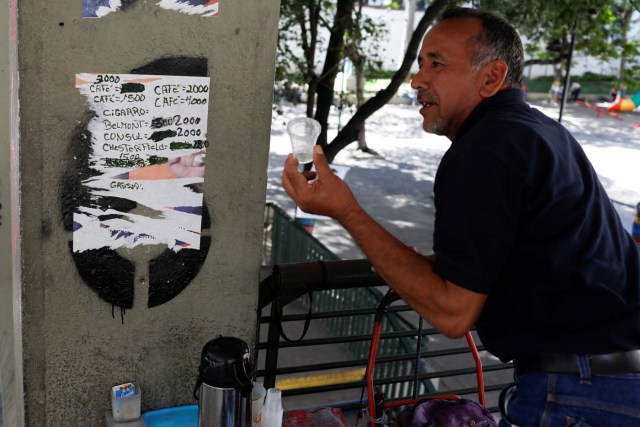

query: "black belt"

left=514, top=350, right=640, bottom=377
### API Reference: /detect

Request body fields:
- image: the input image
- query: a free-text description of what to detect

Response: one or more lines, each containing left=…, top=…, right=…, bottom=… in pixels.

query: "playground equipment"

left=606, top=91, right=640, bottom=112
left=577, top=91, right=640, bottom=127
left=576, top=99, right=625, bottom=120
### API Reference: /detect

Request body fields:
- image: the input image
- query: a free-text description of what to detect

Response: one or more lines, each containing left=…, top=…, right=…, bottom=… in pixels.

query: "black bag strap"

left=273, top=260, right=332, bottom=342
left=274, top=287, right=313, bottom=342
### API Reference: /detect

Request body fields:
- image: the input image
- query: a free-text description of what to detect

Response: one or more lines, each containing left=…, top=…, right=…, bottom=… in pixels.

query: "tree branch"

left=324, top=0, right=450, bottom=162
left=524, top=55, right=565, bottom=66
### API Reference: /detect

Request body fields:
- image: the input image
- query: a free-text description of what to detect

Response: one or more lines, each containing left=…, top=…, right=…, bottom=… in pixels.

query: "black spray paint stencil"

left=62, top=57, right=211, bottom=311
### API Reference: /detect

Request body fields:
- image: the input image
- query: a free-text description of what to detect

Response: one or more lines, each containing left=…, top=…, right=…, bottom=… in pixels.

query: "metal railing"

left=296, top=285, right=440, bottom=398
left=258, top=204, right=514, bottom=415
left=256, top=260, right=514, bottom=416
left=260, top=203, right=441, bottom=396
left=262, top=202, right=339, bottom=267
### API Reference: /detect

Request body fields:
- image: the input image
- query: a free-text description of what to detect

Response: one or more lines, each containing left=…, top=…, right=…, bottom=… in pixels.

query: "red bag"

left=397, top=398, right=497, bottom=427
left=282, top=407, right=347, bottom=427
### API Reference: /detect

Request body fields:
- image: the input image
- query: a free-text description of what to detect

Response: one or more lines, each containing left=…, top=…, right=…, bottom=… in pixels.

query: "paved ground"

left=267, top=97, right=640, bottom=260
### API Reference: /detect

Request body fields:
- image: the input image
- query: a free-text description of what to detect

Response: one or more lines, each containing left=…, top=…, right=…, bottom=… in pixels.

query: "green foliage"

left=625, top=64, right=640, bottom=91
left=276, top=0, right=388, bottom=84
left=276, top=0, right=399, bottom=151
left=477, top=0, right=640, bottom=78
left=525, top=74, right=621, bottom=95
left=367, top=69, right=401, bottom=79
left=275, top=0, right=335, bottom=84
left=347, top=4, right=389, bottom=77
left=581, top=71, right=619, bottom=81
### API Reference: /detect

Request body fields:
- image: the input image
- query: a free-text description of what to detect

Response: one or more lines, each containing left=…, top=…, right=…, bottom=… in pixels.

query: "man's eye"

left=431, top=61, right=442, bottom=68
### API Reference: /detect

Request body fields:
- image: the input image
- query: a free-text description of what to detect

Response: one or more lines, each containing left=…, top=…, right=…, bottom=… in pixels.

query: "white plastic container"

left=261, top=388, right=283, bottom=427
left=251, top=382, right=266, bottom=426
left=111, top=383, right=142, bottom=422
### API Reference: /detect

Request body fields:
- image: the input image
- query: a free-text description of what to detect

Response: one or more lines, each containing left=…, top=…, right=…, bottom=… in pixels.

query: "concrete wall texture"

left=1, top=0, right=23, bottom=426
left=2, top=0, right=280, bottom=425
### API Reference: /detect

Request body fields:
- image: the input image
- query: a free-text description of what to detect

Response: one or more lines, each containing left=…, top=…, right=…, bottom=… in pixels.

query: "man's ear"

left=479, top=60, right=508, bottom=98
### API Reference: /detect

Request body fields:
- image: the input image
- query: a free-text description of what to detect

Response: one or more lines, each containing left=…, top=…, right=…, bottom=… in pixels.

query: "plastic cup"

left=286, top=117, right=321, bottom=164
left=261, top=388, right=283, bottom=427
left=111, top=383, right=141, bottom=422
left=251, top=382, right=266, bottom=426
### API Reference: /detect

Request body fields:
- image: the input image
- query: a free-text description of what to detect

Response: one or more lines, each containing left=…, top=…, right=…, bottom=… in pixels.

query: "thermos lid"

left=197, top=337, right=253, bottom=393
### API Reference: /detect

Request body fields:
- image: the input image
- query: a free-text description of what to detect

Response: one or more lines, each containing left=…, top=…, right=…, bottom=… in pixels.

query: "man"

left=282, top=7, right=640, bottom=426
left=570, top=81, right=581, bottom=102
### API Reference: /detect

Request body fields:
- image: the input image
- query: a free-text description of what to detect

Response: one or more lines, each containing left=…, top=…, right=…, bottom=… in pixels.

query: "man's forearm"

left=339, top=206, right=485, bottom=337
left=281, top=146, right=485, bottom=335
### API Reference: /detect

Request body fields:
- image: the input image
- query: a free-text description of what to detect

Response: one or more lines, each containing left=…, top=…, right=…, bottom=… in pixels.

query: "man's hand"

left=282, top=145, right=361, bottom=223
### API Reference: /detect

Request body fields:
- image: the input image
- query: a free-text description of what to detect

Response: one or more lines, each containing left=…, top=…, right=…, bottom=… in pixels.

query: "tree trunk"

left=404, top=0, right=417, bottom=54
left=355, top=68, right=367, bottom=150
left=306, top=79, right=317, bottom=118
left=313, top=0, right=355, bottom=149
left=324, top=0, right=450, bottom=163
left=354, top=67, right=379, bottom=155
left=303, top=2, right=321, bottom=118
left=619, top=8, right=632, bottom=81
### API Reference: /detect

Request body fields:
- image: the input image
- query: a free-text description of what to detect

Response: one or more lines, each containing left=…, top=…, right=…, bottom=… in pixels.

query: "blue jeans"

left=498, top=356, right=640, bottom=426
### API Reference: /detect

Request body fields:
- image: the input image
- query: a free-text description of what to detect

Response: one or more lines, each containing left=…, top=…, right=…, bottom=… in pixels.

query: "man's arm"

left=282, top=146, right=487, bottom=338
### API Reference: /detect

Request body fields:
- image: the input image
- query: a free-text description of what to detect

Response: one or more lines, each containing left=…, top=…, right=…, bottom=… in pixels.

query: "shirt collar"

left=454, top=88, right=526, bottom=141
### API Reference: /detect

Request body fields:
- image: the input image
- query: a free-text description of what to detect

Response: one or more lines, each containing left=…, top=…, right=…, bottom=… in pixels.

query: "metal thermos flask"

left=194, top=337, right=253, bottom=427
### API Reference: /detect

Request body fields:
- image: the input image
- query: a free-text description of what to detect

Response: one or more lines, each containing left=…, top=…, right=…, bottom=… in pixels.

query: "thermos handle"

left=193, top=376, right=202, bottom=401
left=193, top=367, right=251, bottom=400
left=233, top=364, right=253, bottom=397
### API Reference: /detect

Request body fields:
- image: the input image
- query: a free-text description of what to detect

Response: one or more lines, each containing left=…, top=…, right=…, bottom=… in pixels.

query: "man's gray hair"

left=439, top=7, right=524, bottom=87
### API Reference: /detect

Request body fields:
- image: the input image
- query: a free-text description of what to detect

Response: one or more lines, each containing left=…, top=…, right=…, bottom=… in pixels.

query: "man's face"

left=411, top=18, right=485, bottom=141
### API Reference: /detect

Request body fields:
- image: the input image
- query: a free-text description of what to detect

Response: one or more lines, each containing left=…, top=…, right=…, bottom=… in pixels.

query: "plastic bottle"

left=261, top=388, right=283, bottom=427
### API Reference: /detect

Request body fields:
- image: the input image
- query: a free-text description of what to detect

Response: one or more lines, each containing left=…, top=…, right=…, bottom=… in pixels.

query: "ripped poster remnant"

left=158, top=0, right=219, bottom=16
left=82, top=0, right=123, bottom=18
left=74, top=73, right=210, bottom=252
left=82, top=0, right=218, bottom=18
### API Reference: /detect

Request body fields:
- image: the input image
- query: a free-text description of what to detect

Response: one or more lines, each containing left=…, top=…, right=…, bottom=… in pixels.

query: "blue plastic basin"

left=142, top=405, right=198, bottom=427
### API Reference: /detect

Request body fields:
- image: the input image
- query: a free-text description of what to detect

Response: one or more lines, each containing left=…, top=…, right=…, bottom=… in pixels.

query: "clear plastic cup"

left=286, top=117, right=321, bottom=164
left=111, top=383, right=141, bottom=422
left=251, top=382, right=266, bottom=426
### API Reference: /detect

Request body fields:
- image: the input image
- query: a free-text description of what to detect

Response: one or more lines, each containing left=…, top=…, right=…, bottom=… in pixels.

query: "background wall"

left=13, top=0, right=280, bottom=425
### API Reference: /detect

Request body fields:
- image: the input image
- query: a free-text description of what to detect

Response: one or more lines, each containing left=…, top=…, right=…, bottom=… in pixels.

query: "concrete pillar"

left=1, top=0, right=24, bottom=425
left=3, top=0, right=280, bottom=425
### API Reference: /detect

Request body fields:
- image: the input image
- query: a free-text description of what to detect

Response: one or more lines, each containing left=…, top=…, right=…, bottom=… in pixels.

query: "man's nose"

left=411, top=71, right=427, bottom=90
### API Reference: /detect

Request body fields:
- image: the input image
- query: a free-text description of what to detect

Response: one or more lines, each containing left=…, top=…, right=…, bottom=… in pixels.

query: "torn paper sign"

left=73, top=73, right=211, bottom=252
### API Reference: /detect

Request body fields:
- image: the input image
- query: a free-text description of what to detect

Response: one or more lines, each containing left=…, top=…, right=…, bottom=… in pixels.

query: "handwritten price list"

left=76, top=73, right=210, bottom=175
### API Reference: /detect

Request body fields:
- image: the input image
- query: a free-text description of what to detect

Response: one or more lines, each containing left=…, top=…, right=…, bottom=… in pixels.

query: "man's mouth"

left=417, top=94, right=436, bottom=108
left=418, top=99, right=437, bottom=112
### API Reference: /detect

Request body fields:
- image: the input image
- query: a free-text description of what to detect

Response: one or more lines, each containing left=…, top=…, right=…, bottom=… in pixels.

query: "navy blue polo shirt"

left=432, top=88, right=640, bottom=362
